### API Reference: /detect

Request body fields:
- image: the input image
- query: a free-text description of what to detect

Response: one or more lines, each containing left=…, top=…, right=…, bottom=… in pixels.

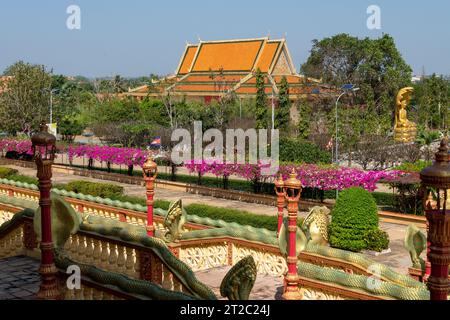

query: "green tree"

left=414, top=74, right=450, bottom=130
left=255, top=68, right=268, bottom=129
left=58, top=116, right=84, bottom=142
left=297, top=100, right=312, bottom=139
left=275, top=76, right=290, bottom=134
left=301, top=33, right=412, bottom=122
left=0, top=61, right=52, bottom=135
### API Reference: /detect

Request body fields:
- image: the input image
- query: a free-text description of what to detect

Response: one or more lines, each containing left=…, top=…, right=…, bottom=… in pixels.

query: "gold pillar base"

left=36, top=263, right=62, bottom=300
left=282, top=274, right=302, bottom=300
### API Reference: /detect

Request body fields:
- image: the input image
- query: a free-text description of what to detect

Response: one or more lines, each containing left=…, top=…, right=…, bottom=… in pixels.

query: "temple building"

left=123, top=37, right=335, bottom=103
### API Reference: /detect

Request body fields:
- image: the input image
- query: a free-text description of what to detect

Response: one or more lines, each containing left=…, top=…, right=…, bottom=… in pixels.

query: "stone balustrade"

left=0, top=225, right=24, bottom=259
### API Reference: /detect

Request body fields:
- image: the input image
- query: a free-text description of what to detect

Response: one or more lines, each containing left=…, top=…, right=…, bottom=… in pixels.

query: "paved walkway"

left=0, top=256, right=40, bottom=300
left=3, top=164, right=420, bottom=275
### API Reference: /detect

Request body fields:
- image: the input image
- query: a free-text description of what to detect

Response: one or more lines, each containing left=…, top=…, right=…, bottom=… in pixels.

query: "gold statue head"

left=396, top=87, right=414, bottom=109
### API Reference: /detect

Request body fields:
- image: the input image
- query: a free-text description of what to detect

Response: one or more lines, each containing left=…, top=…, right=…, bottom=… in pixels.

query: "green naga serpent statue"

left=404, top=224, right=427, bottom=270
left=163, top=199, right=186, bottom=242
left=302, top=206, right=330, bottom=246
left=30, top=194, right=256, bottom=300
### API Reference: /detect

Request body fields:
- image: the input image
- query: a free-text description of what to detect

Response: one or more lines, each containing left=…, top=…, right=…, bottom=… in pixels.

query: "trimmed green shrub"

left=329, top=187, right=380, bottom=252
left=7, top=174, right=38, bottom=185
left=364, top=229, right=390, bottom=252
left=371, top=192, right=395, bottom=207
left=63, top=181, right=124, bottom=198
left=279, top=138, right=331, bottom=164
left=0, top=167, right=18, bottom=178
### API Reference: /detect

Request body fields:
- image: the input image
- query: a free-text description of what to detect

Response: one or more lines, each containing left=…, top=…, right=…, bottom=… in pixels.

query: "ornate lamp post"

left=143, top=156, right=158, bottom=237
left=274, top=175, right=285, bottom=236
left=32, top=124, right=60, bottom=300
left=282, top=169, right=302, bottom=300
left=420, top=137, right=450, bottom=300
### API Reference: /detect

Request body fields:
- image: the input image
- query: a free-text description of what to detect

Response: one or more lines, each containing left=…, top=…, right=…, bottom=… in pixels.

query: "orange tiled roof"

left=173, top=84, right=235, bottom=92
left=190, top=39, right=264, bottom=72
left=255, top=41, right=281, bottom=73
left=178, top=45, right=198, bottom=75
left=182, top=74, right=244, bottom=83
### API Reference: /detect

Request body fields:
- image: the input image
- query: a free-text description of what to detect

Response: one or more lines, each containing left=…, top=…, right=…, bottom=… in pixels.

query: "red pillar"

left=274, top=175, right=285, bottom=236
left=143, top=156, right=157, bottom=237
left=145, top=179, right=155, bottom=237
left=282, top=170, right=302, bottom=300
left=32, top=125, right=60, bottom=300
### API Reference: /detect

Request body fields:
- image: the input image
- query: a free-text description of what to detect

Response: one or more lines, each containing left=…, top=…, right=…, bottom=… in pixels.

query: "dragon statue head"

left=302, top=206, right=330, bottom=246
left=163, top=199, right=187, bottom=242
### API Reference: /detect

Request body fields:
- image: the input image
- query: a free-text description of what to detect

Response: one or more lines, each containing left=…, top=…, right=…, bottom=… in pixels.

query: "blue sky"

left=1, top=0, right=449, bottom=77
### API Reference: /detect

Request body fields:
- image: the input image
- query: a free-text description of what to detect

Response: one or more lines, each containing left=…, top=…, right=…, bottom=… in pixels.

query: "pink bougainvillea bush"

left=67, top=145, right=148, bottom=167
left=0, top=139, right=149, bottom=168
left=0, top=139, right=403, bottom=192
left=184, top=159, right=402, bottom=192
left=0, top=139, right=33, bottom=156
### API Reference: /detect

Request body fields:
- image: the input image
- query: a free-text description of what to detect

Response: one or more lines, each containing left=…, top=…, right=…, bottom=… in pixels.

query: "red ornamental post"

left=282, top=169, right=302, bottom=300
left=143, top=156, right=157, bottom=237
left=32, top=124, right=60, bottom=300
left=274, top=175, right=285, bottom=236
left=420, top=137, right=450, bottom=300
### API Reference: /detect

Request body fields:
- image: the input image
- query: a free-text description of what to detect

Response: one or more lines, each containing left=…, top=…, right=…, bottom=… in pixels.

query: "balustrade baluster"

left=85, top=237, right=94, bottom=264
left=75, top=286, right=84, bottom=300
left=14, top=228, right=22, bottom=253
left=108, top=243, right=118, bottom=271
left=78, top=235, right=87, bottom=264
left=69, top=235, right=79, bottom=261
left=117, top=245, right=126, bottom=273
left=65, top=288, right=76, bottom=300
left=162, top=266, right=173, bottom=290
left=100, top=241, right=109, bottom=270
left=92, top=238, right=101, bottom=265
left=125, top=247, right=135, bottom=277
left=84, top=287, right=94, bottom=300
left=173, top=278, right=182, bottom=292
left=92, top=288, right=103, bottom=300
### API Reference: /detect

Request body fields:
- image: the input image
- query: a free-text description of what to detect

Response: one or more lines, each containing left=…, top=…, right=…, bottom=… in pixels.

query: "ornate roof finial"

left=435, top=135, right=449, bottom=163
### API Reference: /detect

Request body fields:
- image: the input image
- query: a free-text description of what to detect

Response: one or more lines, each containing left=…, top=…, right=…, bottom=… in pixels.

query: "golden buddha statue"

left=394, top=87, right=417, bottom=142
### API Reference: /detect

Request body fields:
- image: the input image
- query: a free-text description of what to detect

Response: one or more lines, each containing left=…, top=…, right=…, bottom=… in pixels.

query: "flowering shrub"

left=67, top=145, right=147, bottom=167
left=0, top=139, right=149, bottom=169
left=184, top=160, right=402, bottom=192
left=0, top=139, right=33, bottom=155
left=0, top=139, right=403, bottom=193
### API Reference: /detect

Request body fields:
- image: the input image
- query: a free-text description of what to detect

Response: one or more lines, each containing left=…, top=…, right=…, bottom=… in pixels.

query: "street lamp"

left=420, top=137, right=450, bottom=300
left=42, top=88, right=59, bottom=125
left=334, top=84, right=359, bottom=198
left=282, top=169, right=302, bottom=300
left=143, top=155, right=158, bottom=237
left=335, top=84, right=360, bottom=165
left=32, top=124, right=60, bottom=300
